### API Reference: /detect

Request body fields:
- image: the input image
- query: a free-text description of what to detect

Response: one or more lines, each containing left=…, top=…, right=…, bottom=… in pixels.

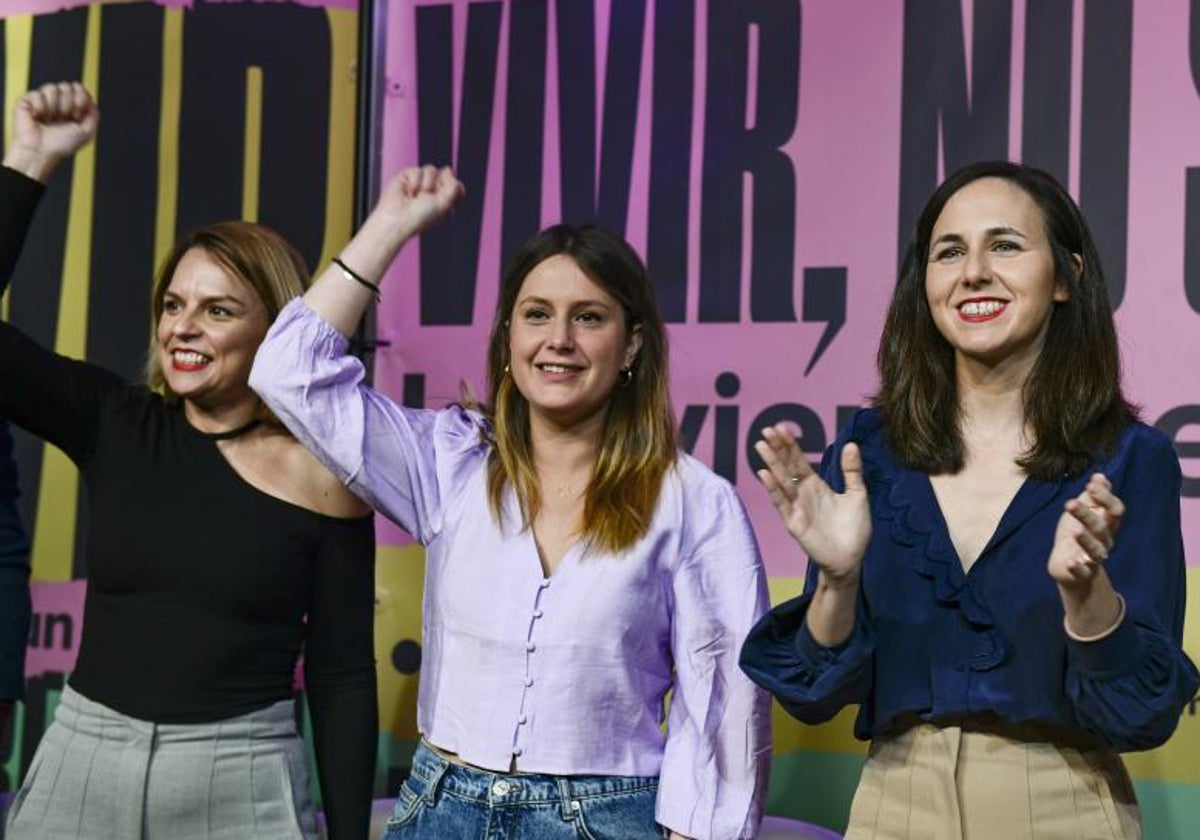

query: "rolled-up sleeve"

left=657, top=478, right=771, bottom=840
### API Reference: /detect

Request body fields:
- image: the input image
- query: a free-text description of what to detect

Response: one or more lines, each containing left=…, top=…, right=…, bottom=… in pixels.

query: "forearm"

left=805, top=570, right=861, bottom=647
left=305, top=209, right=417, bottom=337
left=308, top=679, right=377, bottom=840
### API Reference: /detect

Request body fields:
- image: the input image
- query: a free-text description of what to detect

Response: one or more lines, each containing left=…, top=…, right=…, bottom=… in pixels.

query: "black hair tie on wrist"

left=332, top=256, right=382, bottom=302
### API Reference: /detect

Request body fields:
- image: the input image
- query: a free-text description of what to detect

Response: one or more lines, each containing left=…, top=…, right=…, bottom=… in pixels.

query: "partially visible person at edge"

left=0, top=126, right=37, bottom=766
left=250, top=165, right=771, bottom=839
left=739, top=160, right=1198, bottom=839
left=1, top=82, right=376, bottom=840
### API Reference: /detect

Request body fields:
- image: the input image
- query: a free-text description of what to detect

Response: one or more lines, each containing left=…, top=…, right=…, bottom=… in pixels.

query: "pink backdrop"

left=374, top=0, right=1200, bottom=578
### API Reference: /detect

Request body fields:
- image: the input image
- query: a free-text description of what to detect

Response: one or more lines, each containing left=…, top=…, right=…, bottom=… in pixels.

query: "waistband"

left=410, top=739, right=658, bottom=811
left=54, top=683, right=299, bottom=743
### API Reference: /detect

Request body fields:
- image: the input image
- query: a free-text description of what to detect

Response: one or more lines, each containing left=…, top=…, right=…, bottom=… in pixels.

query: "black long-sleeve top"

left=0, top=167, right=377, bottom=838
left=0, top=168, right=34, bottom=702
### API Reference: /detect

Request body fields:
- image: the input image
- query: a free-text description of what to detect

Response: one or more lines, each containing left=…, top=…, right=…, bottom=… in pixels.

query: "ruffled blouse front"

left=740, top=408, right=1198, bottom=752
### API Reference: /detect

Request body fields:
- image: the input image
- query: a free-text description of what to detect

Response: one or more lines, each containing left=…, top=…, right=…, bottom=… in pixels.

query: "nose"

left=548, top=317, right=575, bottom=351
left=961, top=247, right=992, bottom=288
left=170, top=308, right=200, bottom=338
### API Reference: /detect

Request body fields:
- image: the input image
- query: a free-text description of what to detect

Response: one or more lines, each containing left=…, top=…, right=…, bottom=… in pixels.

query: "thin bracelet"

left=332, top=256, right=382, bottom=303
left=1063, top=593, right=1126, bottom=643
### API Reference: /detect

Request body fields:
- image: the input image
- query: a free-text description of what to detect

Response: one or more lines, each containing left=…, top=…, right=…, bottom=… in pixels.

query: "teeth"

left=173, top=350, right=210, bottom=365
left=540, top=364, right=572, bottom=373
left=961, top=300, right=1005, bottom=316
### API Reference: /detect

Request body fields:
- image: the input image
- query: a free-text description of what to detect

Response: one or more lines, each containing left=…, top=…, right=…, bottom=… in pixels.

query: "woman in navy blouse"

left=740, top=161, right=1198, bottom=839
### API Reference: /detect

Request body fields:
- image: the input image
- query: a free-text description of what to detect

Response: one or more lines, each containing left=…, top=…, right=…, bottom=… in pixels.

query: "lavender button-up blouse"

left=250, top=300, right=771, bottom=839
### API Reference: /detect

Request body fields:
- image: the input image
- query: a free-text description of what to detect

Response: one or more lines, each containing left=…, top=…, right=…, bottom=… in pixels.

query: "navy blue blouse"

left=740, top=408, right=1199, bottom=752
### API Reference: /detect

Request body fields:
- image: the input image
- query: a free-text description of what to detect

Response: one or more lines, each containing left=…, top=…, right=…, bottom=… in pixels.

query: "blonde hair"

left=484, top=224, right=677, bottom=554
left=146, top=220, right=309, bottom=400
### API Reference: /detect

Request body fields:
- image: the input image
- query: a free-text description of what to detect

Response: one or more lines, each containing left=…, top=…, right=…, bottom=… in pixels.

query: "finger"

left=841, top=442, right=866, bottom=494
left=757, top=429, right=811, bottom=496
left=754, top=439, right=800, bottom=502
left=1065, top=552, right=1100, bottom=582
left=1084, top=473, right=1124, bottom=531
left=397, top=167, right=421, bottom=195
left=69, top=82, right=92, bottom=121
left=16, top=92, right=39, bottom=120
left=1066, top=499, right=1114, bottom=553
left=762, top=424, right=814, bottom=483
left=419, top=164, right=439, bottom=192
left=437, top=166, right=465, bottom=203
left=756, top=468, right=795, bottom=522
left=38, top=82, right=59, bottom=115
left=55, top=82, right=74, bottom=118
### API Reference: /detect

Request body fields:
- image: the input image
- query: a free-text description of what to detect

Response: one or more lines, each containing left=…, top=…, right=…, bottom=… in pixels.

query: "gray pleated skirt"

left=5, top=684, right=318, bottom=840
left=845, top=720, right=1140, bottom=840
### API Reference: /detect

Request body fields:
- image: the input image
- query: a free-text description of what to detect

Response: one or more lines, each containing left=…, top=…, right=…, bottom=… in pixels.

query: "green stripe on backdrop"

left=1134, top=779, right=1200, bottom=840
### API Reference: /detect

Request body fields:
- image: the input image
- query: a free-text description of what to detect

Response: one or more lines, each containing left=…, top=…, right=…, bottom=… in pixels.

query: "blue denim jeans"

left=383, top=740, right=666, bottom=839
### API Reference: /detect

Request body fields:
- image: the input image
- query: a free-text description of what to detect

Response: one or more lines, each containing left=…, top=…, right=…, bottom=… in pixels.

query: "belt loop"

left=422, top=746, right=450, bottom=806
left=557, top=777, right=576, bottom=820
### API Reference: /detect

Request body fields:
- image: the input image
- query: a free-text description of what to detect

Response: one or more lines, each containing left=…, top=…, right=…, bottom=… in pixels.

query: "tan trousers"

left=845, top=721, right=1140, bottom=840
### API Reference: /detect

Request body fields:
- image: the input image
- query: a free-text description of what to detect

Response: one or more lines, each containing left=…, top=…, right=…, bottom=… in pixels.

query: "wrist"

left=3, top=145, right=61, bottom=183
left=817, top=566, right=861, bottom=592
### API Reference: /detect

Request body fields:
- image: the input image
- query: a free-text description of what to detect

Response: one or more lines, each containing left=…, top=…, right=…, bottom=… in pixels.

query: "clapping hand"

left=754, top=424, right=871, bottom=585
left=1048, top=473, right=1123, bottom=587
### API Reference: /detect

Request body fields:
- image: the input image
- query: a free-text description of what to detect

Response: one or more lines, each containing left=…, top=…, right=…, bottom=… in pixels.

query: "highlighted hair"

left=484, top=224, right=676, bottom=554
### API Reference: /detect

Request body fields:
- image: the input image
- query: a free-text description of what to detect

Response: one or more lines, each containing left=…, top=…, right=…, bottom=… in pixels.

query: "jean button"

left=492, top=780, right=510, bottom=796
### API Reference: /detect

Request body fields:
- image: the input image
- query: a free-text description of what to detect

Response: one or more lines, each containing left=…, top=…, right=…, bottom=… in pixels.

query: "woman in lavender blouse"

left=250, top=166, right=771, bottom=839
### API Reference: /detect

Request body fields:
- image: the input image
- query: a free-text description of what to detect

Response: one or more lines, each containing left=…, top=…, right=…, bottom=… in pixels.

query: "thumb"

left=841, top=442, right=865, bottom=494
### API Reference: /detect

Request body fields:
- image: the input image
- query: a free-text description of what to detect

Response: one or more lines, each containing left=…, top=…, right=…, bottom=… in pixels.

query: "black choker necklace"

left=200, top=418, right=263, bottom=441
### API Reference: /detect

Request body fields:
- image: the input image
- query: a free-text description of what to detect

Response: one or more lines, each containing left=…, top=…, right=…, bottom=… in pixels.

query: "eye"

left=574, top=310, right=603, bottom=325
left=521, top=307, right=550, bottom=322
left=934, top=246, right=964, bottom=261
left=208, top=305, right=232, bottom=318
left=162, top=298, right=182, bottom=314
left=992, top=240, right=1020, bottom=254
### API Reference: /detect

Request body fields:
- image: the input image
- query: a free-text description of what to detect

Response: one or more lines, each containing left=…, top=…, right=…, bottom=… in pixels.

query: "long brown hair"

left=485, top=224, right=676, bottom=554
left=146, top=220, right=309, bottom=401
left=875, top=161, right=1136, bottom=479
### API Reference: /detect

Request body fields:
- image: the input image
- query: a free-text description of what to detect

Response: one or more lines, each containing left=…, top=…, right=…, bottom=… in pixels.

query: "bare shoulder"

left=228, top=426, right=372, bottom=518
left=279, top=435, right=372, bottom=518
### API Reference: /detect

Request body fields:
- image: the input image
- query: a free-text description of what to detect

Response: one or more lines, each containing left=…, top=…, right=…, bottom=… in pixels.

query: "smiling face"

left=507, top=254, right=641, bottom=434
left=155, top=247, right=270, bottom=423
left=925, top=177, right=1070, bottom=374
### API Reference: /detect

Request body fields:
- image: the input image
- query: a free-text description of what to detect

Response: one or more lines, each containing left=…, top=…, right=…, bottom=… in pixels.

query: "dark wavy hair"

left=874, top=161, right=1137, bottom=479
left=484, top=224, right=676, bottom=554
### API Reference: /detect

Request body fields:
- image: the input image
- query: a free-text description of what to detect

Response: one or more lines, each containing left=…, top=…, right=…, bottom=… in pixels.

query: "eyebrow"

left=163, top=291, right=249, bottom=308
left=517, top=295, right=614, bottom=310
left=932, top=226, right=1028, bottom=247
